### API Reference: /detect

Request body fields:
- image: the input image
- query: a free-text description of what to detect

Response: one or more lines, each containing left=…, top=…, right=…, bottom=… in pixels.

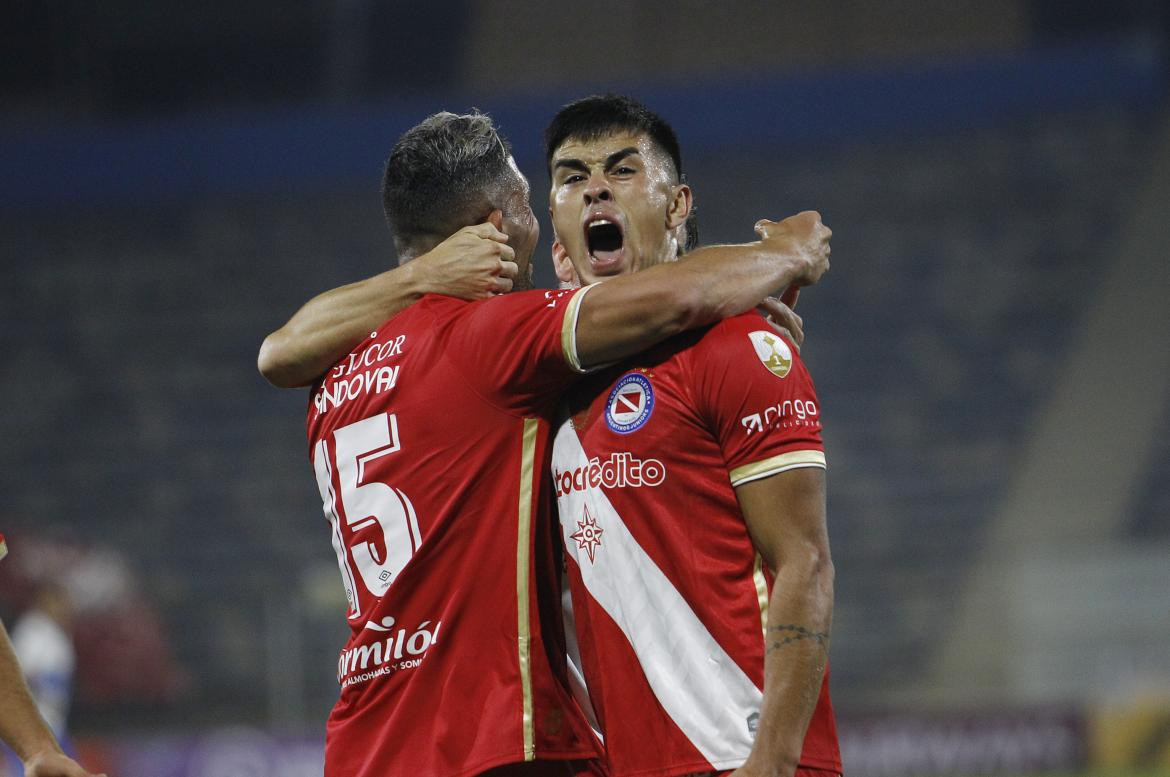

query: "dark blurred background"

left=1, top=2, right=1168, bottom=775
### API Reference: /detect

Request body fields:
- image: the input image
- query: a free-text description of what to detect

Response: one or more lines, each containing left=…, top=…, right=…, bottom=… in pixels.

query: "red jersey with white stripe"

left=306, top=288, right=602, bottom=777
left=552, top=311, right=842, bottom=777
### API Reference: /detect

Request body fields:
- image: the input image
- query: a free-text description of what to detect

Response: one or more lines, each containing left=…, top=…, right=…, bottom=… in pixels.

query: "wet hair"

left=382, top=110, right=519, bottom=260
left=543, top=94, right=684, bottom=182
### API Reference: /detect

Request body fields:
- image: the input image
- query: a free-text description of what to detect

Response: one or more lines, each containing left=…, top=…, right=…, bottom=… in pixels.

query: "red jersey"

left=551, top=312, right=842, bottom=777
left=306, top=288, right=602, bottom=777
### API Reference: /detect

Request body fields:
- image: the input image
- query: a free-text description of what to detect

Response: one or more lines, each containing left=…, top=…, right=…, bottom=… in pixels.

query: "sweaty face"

left=549, top=132, right=689, bottom=284
left=501, top=158, right=539, bottom=290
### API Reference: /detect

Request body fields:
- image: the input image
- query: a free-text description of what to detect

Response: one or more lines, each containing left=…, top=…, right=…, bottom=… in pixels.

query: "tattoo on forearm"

left=766, top=624, right=829, bottom=653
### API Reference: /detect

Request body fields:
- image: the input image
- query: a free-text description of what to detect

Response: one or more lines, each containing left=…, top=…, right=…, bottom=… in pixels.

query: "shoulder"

left=697, top=311, right=804, bottom=372
left=434, top=288, right=582, bottom=321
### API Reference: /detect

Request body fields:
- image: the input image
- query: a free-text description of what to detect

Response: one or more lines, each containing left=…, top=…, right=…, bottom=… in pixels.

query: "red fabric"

left=554, top=312, right=841, bottom=777
left=307, top=290, right=600, bottom=777
left=480, top=759, right=608, bottom=776
left=686, top=768, right=842, bottom=777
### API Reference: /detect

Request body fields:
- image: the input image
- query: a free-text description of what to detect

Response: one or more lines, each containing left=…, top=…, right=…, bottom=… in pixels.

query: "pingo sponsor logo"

left=554, top=452, right=666, bottom=497
left=337, top=616, right=442, bottom=687
left=740, top=399, right=819, bottom=435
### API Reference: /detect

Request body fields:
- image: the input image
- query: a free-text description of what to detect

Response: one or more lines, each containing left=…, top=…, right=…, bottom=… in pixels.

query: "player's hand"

left=23, top=750, right=107, bottom=777
left=413, top=216, right=518, bottom=299
left=754, top=211, right=831, bottom=287
left=757, top=297, right=803, bottom=350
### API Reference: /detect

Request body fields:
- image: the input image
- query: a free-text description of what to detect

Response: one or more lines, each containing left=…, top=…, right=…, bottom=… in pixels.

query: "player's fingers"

left=766, top=326, right=799, bottom=349
left=465, top=221, right=510, bottom=242
left=498, top=259, right=519, bottom=280
left=758, top=298, right=804, bottom=348
left=495, top=242, right=516, bottom=263
left=492, top=274, right=514, bottom=294
left=780, top=284, right=800, bottom=309
left=753, top=218, right=776, bottom=237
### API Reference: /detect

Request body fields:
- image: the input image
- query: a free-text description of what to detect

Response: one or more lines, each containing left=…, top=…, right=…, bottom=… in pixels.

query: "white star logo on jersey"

left=747, top=330, right=793, bottom=378
left=571, top=505, right=604, bottom=564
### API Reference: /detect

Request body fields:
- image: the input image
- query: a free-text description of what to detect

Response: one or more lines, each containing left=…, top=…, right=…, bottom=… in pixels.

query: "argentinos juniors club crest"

left=605, top=372, right=654, bottom=434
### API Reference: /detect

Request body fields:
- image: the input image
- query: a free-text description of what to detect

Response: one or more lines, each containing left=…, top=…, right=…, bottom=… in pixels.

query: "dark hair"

left=382, top=110, right=518, bottom=260
left=543, top=94, right=684, bottom=182
left=682, top=208, right=699, bottom=254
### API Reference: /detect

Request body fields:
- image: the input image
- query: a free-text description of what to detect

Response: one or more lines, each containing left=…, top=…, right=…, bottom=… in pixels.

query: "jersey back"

left=551, top=311, right=842, bottom=777
left=307, top=289, right=600, bottom=777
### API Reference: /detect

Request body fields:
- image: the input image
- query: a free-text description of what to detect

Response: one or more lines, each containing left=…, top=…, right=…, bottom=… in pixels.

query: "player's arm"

left=732, top=467, right=833, bottom=777
left=257, top=220, right=519, bottom=387
left=574, top=211, right=829, bottom=368
left=0, top=623, right=105, bottom=777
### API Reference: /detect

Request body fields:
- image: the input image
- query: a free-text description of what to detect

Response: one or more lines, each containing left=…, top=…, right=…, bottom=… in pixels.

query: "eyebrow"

left=552, top=147, right=641, bottom=176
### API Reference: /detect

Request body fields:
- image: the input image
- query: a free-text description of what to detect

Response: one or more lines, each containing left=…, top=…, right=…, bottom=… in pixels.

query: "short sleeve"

left=441, top=285, right=597, bottom=414
left=690, top=313, right=826, bottom=487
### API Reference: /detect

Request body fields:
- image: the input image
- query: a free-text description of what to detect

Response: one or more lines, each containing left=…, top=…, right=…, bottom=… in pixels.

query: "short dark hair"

left=382, top=110, right=518, bottom=260
left=543, top=94, right=684, bottom=182
left=683, top=208, right=699, bottom=253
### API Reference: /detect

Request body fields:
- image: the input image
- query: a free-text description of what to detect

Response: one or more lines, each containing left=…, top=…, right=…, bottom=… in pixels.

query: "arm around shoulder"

left=257, top=222, right=519, bottom=388
left=257, top=266, right=422, bottom=388
left=574, top=211, right=831, bottom=369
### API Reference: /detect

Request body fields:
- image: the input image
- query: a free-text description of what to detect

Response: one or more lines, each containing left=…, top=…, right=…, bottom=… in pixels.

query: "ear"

left=552, top=240, right=580, bottom=286
left=665, top=183, right=692, bottom=231
left=486, top=209, right=504, bottom=231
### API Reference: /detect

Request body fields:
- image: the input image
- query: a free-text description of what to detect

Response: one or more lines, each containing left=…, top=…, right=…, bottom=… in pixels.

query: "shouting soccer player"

left=545, top=95, right=841, bottom=777
left=260, top=112, right=830, bottom=777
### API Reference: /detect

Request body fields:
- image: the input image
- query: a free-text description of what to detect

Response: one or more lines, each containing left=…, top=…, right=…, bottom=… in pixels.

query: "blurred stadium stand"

left=1, top=2, right=1168, bottom=775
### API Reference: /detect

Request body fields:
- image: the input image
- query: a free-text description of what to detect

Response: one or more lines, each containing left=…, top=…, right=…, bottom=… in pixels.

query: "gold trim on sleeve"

left=729, top=449, right=826, bottom=487
left=753, top=553, right=769, bottom=640
left=561, top=283, right=600, bottom=373
left=516, top=418, right=540, bottom=760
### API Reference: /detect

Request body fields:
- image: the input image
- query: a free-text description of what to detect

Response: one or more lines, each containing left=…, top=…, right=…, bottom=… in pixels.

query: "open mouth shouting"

left=584, top=212, right=626, bottom=274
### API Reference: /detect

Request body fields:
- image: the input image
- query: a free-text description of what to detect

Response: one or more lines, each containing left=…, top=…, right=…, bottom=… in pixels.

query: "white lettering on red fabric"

left=336, top=617, right=443, bottom=688
left=544, top=289, right=576, bottom=308
left=553, top=452, right=666, bottom=497
left=313, top=335, right=407, bottom=417
left=740, top=399, right=819, bottom=435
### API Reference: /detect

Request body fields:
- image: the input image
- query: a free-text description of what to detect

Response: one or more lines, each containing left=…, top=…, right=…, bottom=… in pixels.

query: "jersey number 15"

left=312, top=413, right=422, bottom=620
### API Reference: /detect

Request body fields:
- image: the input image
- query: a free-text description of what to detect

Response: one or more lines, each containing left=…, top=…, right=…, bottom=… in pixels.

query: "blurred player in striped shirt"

left=0, top=535, right=104, bottom=777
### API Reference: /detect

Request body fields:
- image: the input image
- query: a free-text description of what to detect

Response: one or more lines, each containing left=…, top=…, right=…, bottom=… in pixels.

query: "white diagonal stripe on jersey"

left=617, top=394, right=639, bottom=413
left=553, top=419, right=759, bottom=767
